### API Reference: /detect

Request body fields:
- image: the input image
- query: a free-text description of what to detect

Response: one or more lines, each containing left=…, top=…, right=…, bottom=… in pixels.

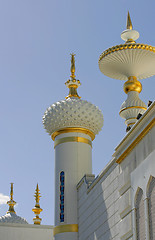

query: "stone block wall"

left=77, top=160, right=120, bottom=240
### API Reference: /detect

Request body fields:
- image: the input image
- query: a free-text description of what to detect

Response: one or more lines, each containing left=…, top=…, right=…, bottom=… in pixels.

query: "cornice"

left=113, top=102, right=155, bottom=163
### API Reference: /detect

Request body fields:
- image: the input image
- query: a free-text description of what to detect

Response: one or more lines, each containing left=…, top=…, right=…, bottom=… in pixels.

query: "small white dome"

left=0, top=212, right=28, bottom=224
left=43, top=97, right=103, bottom=136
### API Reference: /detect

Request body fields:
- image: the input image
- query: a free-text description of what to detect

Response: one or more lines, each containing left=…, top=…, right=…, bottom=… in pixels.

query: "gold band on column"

left=53, top=224, right=78, bottom=236
left=54, top=136, right=92, bottom=148
left=51, top=127, right=95, bottom=141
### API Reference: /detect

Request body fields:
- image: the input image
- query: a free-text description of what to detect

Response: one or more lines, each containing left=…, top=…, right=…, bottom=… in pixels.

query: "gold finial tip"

left=65, top=54, right=81, bottom=99
left=70, top=53, right=76, bottom=56
left=10, top=183, right=14, bottom=199
left=127, top=11, right=133, bottom=30
left=70, top=53, right=76, bottom=79
left=32, top=184, right=42, bottom=225
left=7, top=183, right=16, bottom=213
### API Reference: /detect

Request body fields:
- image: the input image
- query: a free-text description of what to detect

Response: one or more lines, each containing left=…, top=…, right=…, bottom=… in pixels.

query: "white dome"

left=43, top=97, right=103, bottom=137
left=0, top=212, right=28, bottom=224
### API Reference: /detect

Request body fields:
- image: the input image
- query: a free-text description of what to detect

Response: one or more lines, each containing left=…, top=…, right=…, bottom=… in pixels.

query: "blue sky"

left=0, top=0, right=155, bottom=225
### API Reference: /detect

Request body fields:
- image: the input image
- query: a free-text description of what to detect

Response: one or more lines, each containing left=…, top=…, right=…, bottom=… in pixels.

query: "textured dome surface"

left=43, top=97, right=103, bottom=136
left=0, top=212, right=28, bottom=224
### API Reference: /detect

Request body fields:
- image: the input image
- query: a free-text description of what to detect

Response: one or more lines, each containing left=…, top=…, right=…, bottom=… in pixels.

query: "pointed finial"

left=32, top=184, right=42, bottom=225
left=10, top=183, right=13, bottom=200
left=70, top=53, right=76, bottom=79
left=34, top=184, right=41, bottom=203
left=65, top=54, right=81, bottom=99
left=121, top=12, right=139, bottom=42
left=7, top=183, right=16, bottom=214
left=126, top=11, right=133, bottom=30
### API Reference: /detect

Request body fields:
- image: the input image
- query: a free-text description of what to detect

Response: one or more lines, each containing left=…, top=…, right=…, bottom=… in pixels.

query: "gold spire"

left=65, top=54, right=81, bottom=99
left=7, top=183, right=16, bottom=214
left=34, top=184, right=41, bottom=204
left=32, top=184, right=42, bottom=225
left=126, top=11, right=133, bottom=30
left=70, top=53, right=76, bottom=79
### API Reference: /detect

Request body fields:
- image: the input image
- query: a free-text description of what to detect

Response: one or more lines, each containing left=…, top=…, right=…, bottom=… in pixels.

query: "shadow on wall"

left=78, top=163, right=119, bottom=239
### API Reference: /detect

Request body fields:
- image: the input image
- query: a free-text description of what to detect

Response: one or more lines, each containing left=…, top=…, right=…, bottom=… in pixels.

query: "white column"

left=54, top=131, right=92, bottom=240
left=144, top=197, right=150, bottom=240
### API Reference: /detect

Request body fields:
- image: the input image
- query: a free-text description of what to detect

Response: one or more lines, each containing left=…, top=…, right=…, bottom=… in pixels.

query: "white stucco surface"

left=0, top=223, right=53, bottom=240
left=77, top=103, right=155, bottom=240
left=77, top=160, right=120, bottom=240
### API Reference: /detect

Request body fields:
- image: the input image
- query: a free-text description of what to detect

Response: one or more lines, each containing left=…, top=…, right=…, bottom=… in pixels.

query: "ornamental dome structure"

left=43, top=54, right=103, bottom=140
left=98, top=12, right=154, bottom=131
left=0, top=183, right=28, bottom=224
left=0, top=212, right=28, bottom=224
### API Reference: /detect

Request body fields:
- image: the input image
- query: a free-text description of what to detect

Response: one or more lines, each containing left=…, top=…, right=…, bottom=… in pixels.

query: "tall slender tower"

left=99, top=12, right=155, bottom=131
left=43, top=55, right=103, bottom=240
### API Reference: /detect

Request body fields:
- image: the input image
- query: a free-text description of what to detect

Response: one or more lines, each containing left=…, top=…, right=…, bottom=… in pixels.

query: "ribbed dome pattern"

left=43, top=97, right=103, bottom=136
left=0, top=212, right=28, bottom=224
left=120, top=91, right=147, bottom=110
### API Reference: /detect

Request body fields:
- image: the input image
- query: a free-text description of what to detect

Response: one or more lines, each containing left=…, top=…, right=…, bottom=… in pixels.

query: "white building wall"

left=77, top=160, right=120, bottom=240
left=77, top=103, right=155, bottom=240
left=131, top=149, right=155, bottom=240
left=113, top=103, right=155, bottom=240
left=0, top=223, right=53, bottom=240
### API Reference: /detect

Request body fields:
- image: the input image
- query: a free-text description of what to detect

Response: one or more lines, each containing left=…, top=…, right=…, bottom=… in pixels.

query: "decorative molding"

left=119, top=106, right=147, bottom=114
left=116, top=118, right=155, bottom=164
left=52, top=127, right=95, bottom=141
left=120, top=206, right=132, bottom=219
left=54, top=136, right=92, bottom=148
left=115, top=102, right=155, bottom=152
left=99, top=43, right=155, bottom=62
left=53, top=224, right=78, bottom=236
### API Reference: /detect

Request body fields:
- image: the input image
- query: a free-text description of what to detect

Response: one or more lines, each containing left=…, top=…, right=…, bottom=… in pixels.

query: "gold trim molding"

left=99, top=43, right=155, bottom=62
left=52, top=127, right=95, bottom=141
left=53, top=224, right=78, bottom=236
left=54, top=136, right=92, bottom=148
left=116, top=119, right=155, bottom=164
left=119, top=106, right=147, bottom=114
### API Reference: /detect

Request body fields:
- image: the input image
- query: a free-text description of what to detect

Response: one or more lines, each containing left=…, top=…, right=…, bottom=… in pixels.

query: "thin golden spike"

left=70, top=53, right=76, bottom=79
left=126, top=11, right=133, bottom=30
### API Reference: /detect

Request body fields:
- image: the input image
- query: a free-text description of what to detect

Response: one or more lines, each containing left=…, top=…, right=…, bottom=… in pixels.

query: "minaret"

left=43, top=54, right=103, bottom=240
left=7, top=183, right=16, bottom=214
left=99, top=12, right=155, bottom=131
left=32, top=184, right=42, bottom=225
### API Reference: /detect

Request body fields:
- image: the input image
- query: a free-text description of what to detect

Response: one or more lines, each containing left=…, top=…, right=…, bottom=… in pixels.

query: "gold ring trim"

left=54, top=137, right=92, bottom=148
left=99, top=43, right=155, bottom=62
left=52, top=127, right=95, bottom=141
left=127, top=122, right=135, bottom=126
left=119, top=106, right=147, bottom=114
left=53, top=224, right=78, bottom=236
left=116, top=119, right=155, bottom=164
